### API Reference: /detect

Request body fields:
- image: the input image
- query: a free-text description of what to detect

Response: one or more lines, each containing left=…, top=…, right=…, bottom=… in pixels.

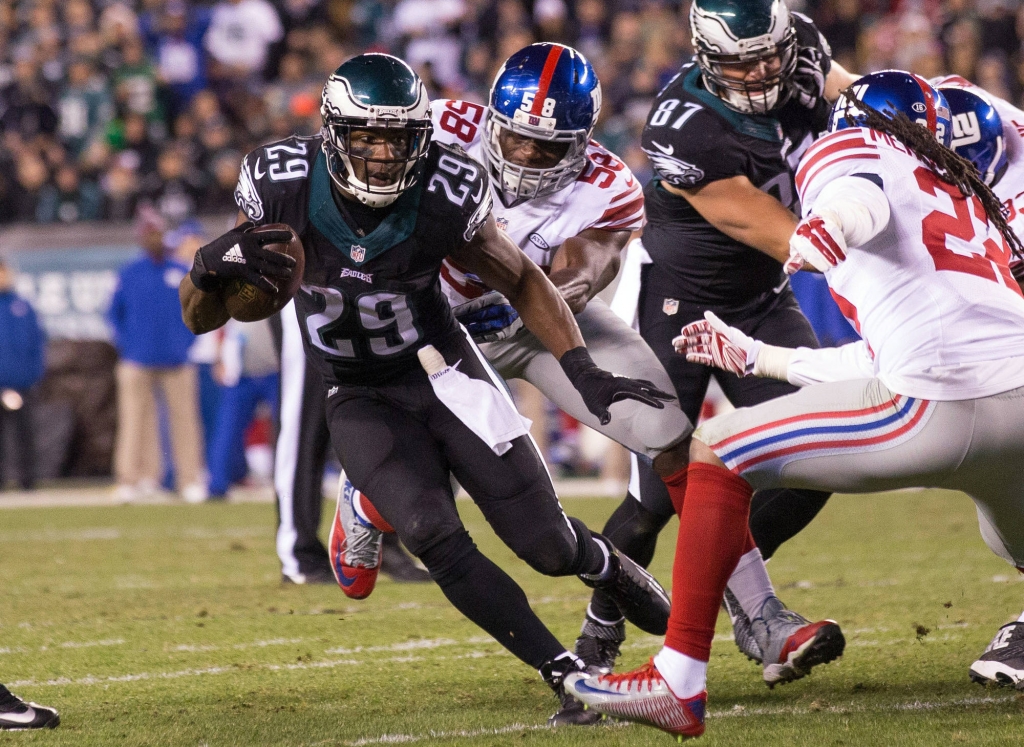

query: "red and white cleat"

left=328, top=477, right=384, bottom=599
left=755, top=598, right=845, bottom=688
left=564, top=659, right=706, bottom=740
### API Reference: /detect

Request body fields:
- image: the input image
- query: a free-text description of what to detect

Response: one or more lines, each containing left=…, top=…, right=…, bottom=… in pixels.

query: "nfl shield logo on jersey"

left=496, top=217, right=509, bottom=231
left=350, top=245, right=366, bottom=262
left=663, top=299, right=679, bottom=316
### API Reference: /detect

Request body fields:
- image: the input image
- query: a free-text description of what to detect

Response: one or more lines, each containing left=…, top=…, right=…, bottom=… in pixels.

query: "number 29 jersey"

left=233, top=133, right=491, bottom=387
left=429, top=99, right=645, bottom=305
left=797, top=126, right=1024, bottom=400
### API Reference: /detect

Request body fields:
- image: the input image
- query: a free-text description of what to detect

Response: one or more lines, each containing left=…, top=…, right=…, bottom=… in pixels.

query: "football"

left=221, top=223, right=305, bottom=322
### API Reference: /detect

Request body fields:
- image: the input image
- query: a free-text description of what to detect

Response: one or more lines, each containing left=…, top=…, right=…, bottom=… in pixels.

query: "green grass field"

left=2, top=489, right=1023, bottom=746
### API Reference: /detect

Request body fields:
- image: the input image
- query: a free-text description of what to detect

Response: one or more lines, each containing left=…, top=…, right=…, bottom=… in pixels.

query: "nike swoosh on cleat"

left=1, top=707, right=37, bottom=725
left=333, top=555, right=359, bottom=587
left=572, top=680, right=629, bottom=697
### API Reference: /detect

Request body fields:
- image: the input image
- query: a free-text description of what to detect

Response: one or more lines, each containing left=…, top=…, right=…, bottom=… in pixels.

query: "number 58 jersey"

left=430, top=99, right=645, bottom=304
left=233, top=133, right=491, bottom=386
left=797, top=126, right=1024, bottom=400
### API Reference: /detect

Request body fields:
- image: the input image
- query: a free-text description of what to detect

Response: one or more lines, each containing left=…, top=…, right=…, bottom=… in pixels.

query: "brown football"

left=221, top=223, right=305, bottom=322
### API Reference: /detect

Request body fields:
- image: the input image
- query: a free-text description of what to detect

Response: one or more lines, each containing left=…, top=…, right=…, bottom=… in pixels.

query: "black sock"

left=748, top=489, right=831, bottom=560
left=588, top=495, right=672, bottom=623
left=420, top=530, right=566, bottom=669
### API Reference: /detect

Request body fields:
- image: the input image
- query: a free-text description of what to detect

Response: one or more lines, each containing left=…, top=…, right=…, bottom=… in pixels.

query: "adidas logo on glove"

left=222, top=244, right=246, bottom=264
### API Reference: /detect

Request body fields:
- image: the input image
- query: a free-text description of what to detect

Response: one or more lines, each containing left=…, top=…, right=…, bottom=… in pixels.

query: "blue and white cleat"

left=564, top=659, right=706, bottom=739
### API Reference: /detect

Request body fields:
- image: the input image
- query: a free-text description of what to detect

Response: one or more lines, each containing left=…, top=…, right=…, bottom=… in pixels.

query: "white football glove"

left=673, top=311, right=762, bottom=377
left=786, top=211, right=847, bottom=275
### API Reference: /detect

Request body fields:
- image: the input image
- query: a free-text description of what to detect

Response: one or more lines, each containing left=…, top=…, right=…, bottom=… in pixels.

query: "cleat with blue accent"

left=564, top=659, right=706, bottom=739
left=328, top=477, right=383, bottom=599
left=753, top=597, right=845, bottom=688
left=0, top=686, right=59, bottom=730
left=970, top=622, right=1024, bottom=688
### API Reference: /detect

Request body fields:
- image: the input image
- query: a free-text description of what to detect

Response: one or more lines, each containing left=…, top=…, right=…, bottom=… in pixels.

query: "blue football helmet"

left=937, top=85, right=1007, bottom=187
left=483, top=43, right=601, bottom=206
left=829, top=70, right=952, bottom=147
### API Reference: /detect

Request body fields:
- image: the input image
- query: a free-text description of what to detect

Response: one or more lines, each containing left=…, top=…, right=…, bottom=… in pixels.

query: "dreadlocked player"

left=566, top=71, right=1024, bottom=739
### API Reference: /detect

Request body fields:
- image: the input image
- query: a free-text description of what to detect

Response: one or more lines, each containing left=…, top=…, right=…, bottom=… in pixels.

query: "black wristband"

left=559, top=346, right=597, bottom=383
left=189, top=248, right=222, bottom=292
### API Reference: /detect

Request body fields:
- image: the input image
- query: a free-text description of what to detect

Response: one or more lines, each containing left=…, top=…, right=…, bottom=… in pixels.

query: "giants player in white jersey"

left=928, top=77, right=1024, bottom=687
left=329, top=43, right=840, bottom=723
left=565, top=71, right=1024, bottom=738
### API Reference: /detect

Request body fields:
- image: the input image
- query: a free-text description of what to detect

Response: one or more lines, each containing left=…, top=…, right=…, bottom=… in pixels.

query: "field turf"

left=2, top=489, right=1023, bottom=745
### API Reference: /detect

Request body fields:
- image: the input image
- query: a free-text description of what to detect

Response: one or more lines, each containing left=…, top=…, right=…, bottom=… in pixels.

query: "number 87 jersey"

left=796, top=126, right=1024, bottom=400
left=232, top=132, right=492, bottom=386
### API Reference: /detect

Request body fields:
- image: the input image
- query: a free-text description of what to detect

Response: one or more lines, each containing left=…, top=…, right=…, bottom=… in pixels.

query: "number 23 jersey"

left=797, top=126, right=1024, bottom=400
left=233, top=133, right=491, bottom=387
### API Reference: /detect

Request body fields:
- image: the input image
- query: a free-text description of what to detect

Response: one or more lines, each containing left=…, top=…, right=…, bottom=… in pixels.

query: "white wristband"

left=752, top=343, right=794, bottom=381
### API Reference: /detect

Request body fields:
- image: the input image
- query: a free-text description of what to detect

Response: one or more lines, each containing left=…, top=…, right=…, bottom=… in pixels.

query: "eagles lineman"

left=179, top=53, right=674, bottom=719
left=602, top=0, right=859, bottom=681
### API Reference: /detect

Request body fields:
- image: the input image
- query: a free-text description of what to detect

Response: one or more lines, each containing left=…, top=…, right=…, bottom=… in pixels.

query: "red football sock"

left=665, top=462, right=753, bottom=662
left=662, top=466, right=688, bottom=515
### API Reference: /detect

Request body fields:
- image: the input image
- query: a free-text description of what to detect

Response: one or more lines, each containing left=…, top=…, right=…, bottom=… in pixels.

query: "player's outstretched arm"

left=547, top=228, right=630, bottom=314
left=665, top=176, right=797, bottom=263
left=824, top=61, right=860, bottom=103
left=450, top=215, right=673, bottom=424
left=179, top=213, right=295, bottom=334
left=674, top=311, right=874, bottom=386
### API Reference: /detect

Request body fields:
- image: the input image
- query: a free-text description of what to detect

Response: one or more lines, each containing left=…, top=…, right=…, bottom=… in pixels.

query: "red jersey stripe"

left=597, top=194, right=645, bottom=227
left=796, top=134, right=874, bottom=190
left=797, top=152, right=881, bottom=196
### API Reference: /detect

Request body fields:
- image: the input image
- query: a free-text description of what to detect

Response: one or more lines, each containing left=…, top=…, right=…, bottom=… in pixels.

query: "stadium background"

left=0, top=0, right=1018, bottom=485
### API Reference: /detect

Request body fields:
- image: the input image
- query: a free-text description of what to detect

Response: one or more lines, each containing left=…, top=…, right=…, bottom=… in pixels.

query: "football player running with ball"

left=593, top=0, right=858, bottom=686
left=567, top=71, right=1024, bottom=739
left=929, top=76, right=1024, bottom=686
left=179, top=53, right=675, bottom=720
left=330, top=43, right=847, bottom=720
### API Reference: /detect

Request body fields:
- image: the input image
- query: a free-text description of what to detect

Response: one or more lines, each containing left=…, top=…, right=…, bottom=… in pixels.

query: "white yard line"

left=323, top=694, right=1017, bottom=746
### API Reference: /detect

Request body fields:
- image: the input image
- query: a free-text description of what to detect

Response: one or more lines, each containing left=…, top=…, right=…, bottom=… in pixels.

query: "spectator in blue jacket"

left=107, top=206, right=206, bottom=503
left=0, top=258, right=45, bottom=490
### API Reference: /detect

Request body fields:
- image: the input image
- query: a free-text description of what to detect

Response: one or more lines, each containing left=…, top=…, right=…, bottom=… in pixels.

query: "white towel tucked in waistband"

left=610, top=237, right=652, bottom=331
left=417, top=345, right=531, bottom=456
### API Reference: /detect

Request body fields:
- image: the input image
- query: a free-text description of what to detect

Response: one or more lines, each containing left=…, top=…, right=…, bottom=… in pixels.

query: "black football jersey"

left=234, top=134, right=491, bottom=386
left=640, top=14, right=833, bottom=308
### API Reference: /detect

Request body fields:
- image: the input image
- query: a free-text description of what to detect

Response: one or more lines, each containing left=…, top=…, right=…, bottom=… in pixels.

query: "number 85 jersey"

left=233, top=133, right=491, bottom=386
left=797, top=126, right=1024, bottom=400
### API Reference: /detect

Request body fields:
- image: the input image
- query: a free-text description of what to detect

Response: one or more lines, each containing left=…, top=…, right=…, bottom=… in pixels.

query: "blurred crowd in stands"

left=1, top=0, right=1023, bottom=228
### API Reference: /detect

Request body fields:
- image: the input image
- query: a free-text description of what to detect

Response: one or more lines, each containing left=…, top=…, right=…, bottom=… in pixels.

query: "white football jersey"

left=796, top=126, right=1024, bottom=400
left=430, top=99, right=645, bottom=304
left=931, top=76, right=1024, bottom=275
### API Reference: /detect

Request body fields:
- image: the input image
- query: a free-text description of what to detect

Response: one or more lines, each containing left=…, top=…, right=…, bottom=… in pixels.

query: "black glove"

left=559, top=346, right=675, bottom=426
left=190, top=221, right=296, bottom=294
left=789, top=45, right=826, bottom=109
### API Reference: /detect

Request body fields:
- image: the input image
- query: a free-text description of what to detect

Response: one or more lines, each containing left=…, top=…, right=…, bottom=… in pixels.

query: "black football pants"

left=324, top=331, right=604, bottom=669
